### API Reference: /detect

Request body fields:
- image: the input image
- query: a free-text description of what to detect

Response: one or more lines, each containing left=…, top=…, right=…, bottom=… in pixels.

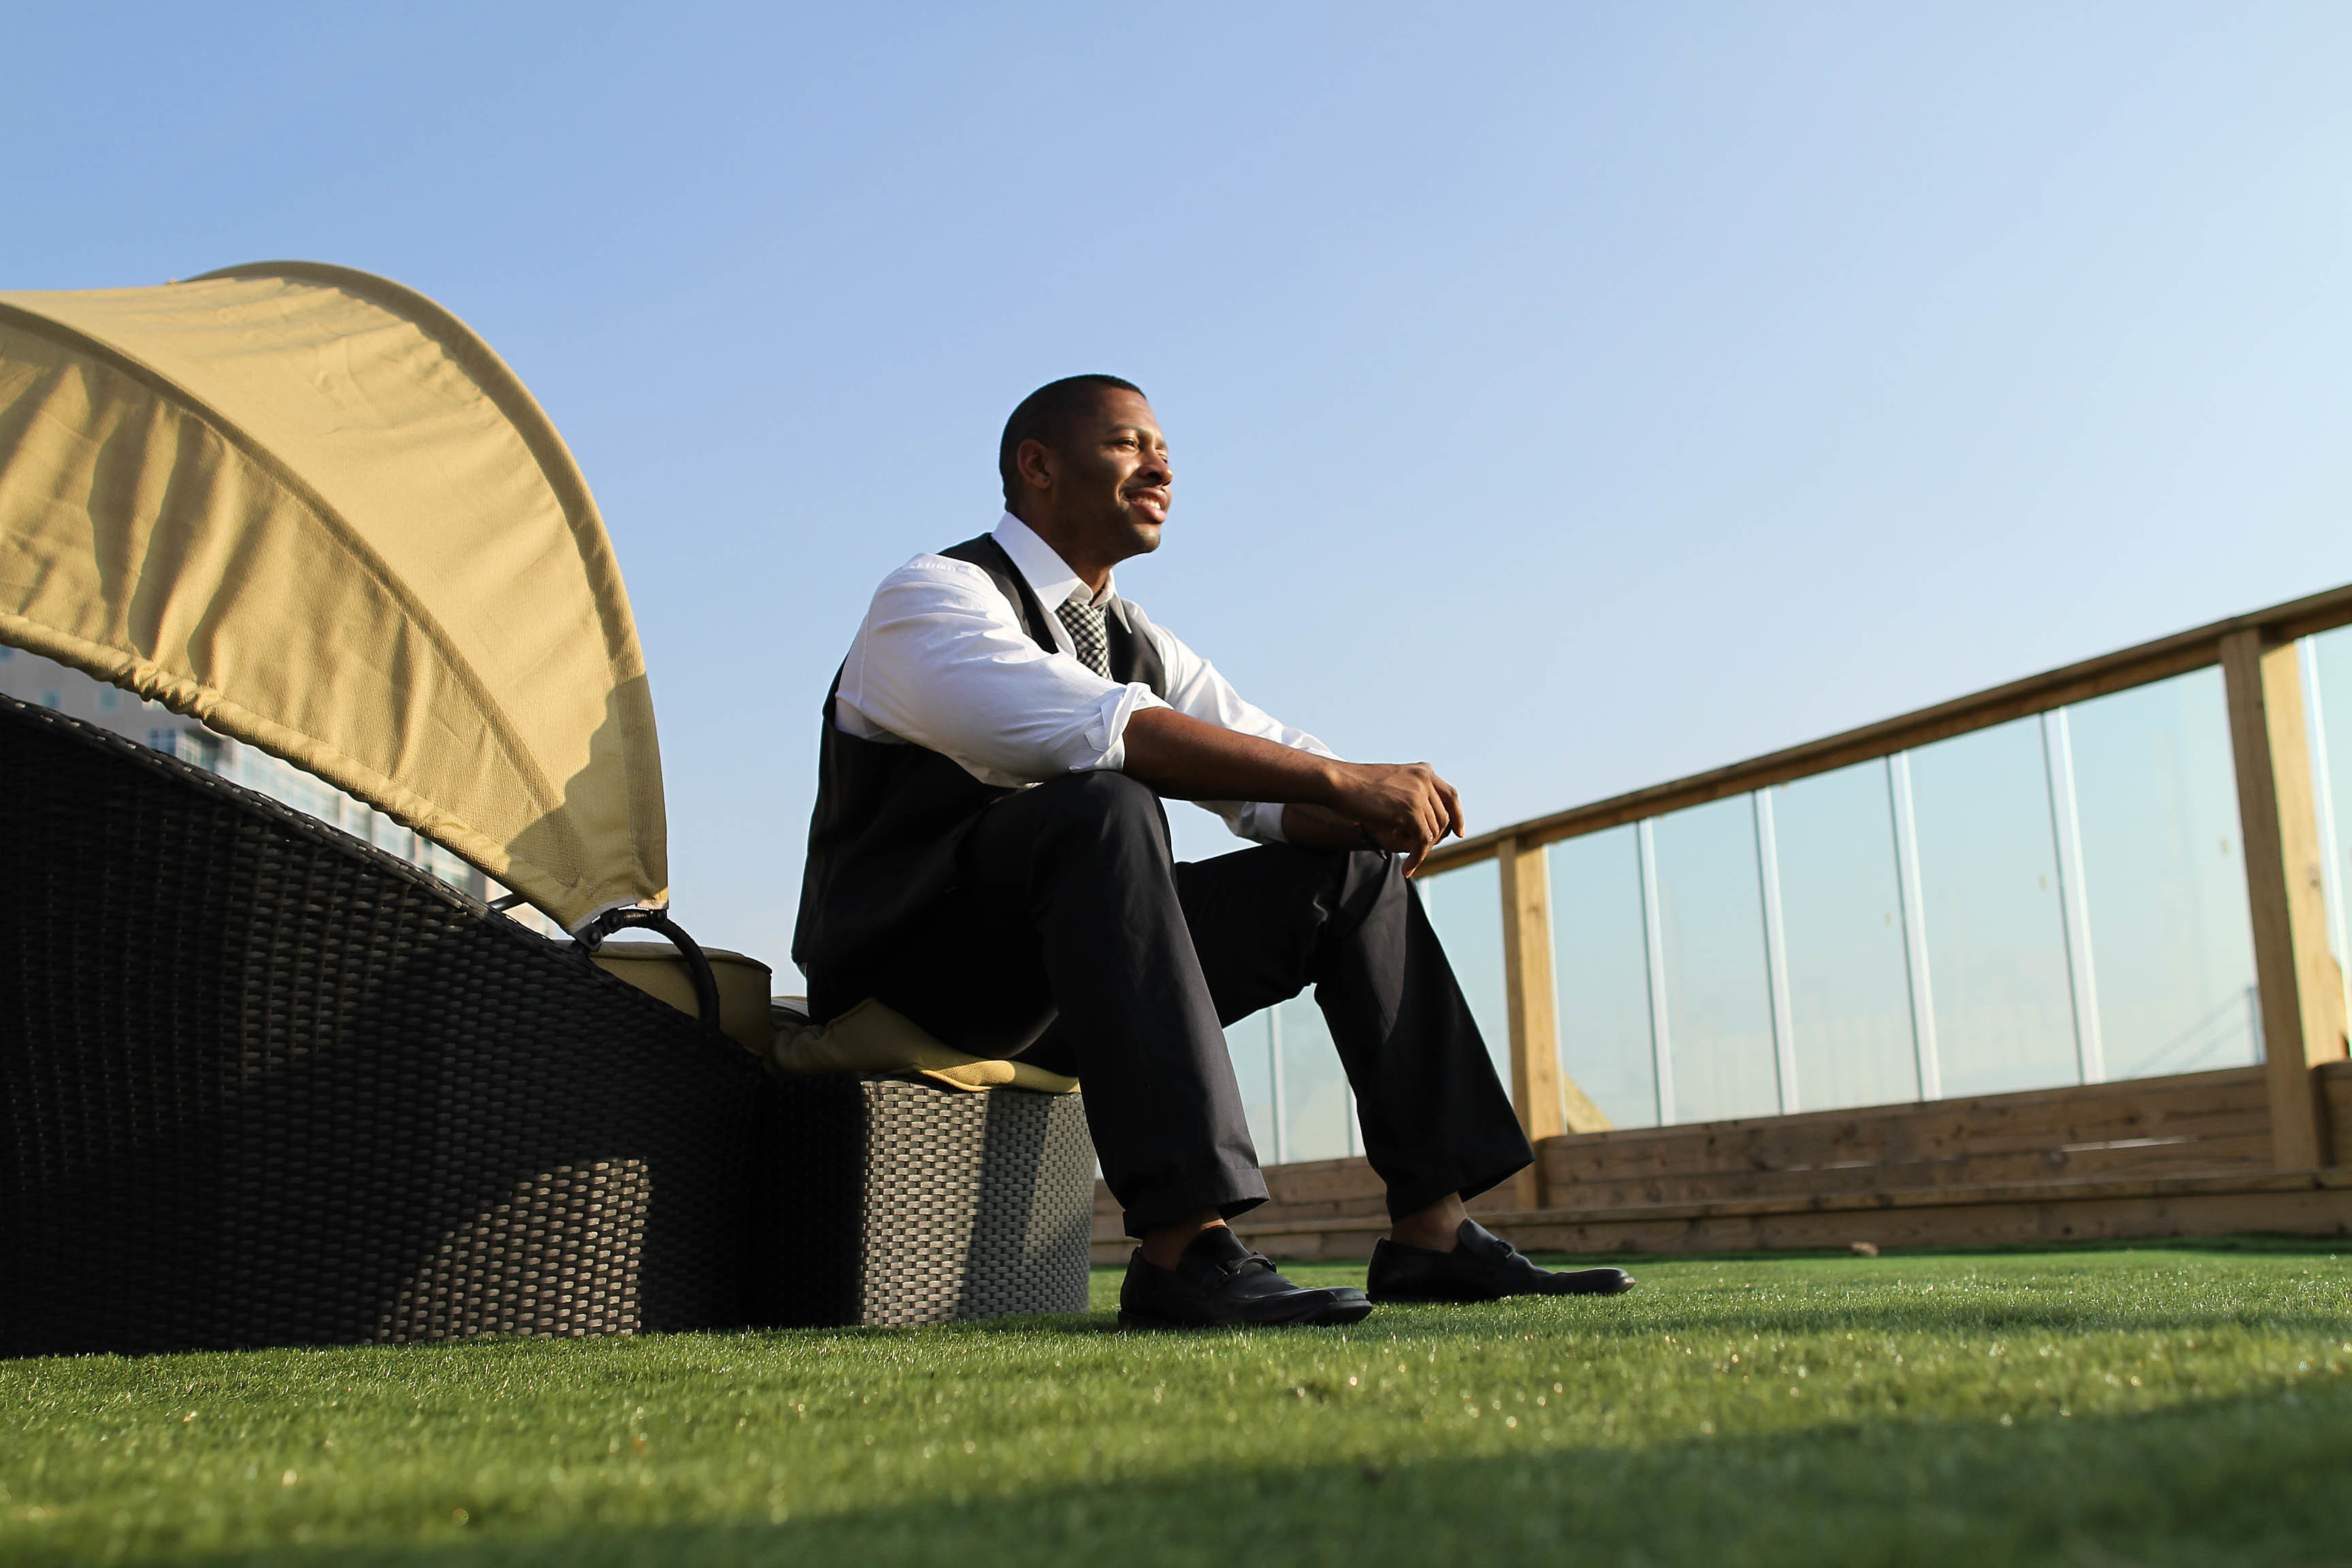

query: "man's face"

left=1047, top=388, right=1173, bottom=560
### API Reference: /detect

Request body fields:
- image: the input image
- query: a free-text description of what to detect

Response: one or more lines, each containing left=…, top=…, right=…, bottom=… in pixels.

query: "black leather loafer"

left=1366, top=1219, right=1635, bottom=1302
left=1119, top=1226, right=1373, bottom=1329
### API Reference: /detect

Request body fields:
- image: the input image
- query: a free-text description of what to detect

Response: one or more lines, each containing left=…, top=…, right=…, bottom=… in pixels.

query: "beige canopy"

left=0, top=261, right=668, bottom=931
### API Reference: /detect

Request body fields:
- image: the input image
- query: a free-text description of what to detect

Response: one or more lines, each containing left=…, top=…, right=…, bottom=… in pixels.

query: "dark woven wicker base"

left=760, top=1077, right=1094, bottom=1326
left=0, top=695, right=766, bottom=1358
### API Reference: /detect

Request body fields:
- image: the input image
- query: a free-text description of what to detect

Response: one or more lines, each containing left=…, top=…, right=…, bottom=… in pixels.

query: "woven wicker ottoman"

left=757, top=1077, right=1095, bottom=1327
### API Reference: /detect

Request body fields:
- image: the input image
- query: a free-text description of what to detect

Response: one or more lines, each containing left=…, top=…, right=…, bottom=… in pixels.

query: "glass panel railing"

left=1418, top=856, right=1509, bottom=1084
left=1239, top=657, right=2270, bottom=1166
left=1770, top=762, right=1923, bottom=1112
left=1272, top=995, right=1354, bottom=1164
left=1223, top=1011, right=1281, bottom=1165
left=1648, top=795, right=1780, bottom=1123
left=1546, top=826, right=1660, bottom=1128
left=1905, top=716, right=2079, bottom=1097
left=2067, top=667, right=2258, bottom=1078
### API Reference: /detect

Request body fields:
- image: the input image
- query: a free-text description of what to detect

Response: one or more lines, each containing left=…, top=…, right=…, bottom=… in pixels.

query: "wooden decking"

left=1090, top=1062, right=2352, bottom=1264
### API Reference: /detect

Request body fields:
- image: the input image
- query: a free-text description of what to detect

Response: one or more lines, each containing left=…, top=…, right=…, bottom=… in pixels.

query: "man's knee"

left=1027, top=770, right=1169, bottom=847
left=1343, top=845, right=1409, bottom=913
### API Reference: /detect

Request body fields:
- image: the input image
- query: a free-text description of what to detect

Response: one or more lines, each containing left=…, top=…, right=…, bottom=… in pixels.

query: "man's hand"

left=1122, top=708, right=1466, bottom=875
left=1327, top=762, right=1466, bottom=875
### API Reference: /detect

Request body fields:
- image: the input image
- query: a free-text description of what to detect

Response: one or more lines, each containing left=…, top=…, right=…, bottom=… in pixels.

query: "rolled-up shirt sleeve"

left=838, top=557, right=1167, bottom=781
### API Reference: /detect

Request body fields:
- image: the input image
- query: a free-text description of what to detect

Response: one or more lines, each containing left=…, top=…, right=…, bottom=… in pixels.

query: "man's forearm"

left=1120, top=707, right=1341, bottom=806
left=1120, top=708, right=1469, bottom=875
left=1116, top=708, right=1401, bottom=846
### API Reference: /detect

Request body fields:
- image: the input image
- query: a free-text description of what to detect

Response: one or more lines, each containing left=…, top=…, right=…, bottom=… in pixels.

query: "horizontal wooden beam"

left=1422, top=578, right=2352, bottom=876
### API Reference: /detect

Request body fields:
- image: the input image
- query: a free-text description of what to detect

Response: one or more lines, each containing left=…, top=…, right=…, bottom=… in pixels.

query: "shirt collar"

left=992, top=512, right=1128, bottom=625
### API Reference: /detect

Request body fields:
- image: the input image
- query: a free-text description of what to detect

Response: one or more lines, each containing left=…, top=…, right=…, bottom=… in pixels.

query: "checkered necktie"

left=1056, top=588, right=1113, bottom=679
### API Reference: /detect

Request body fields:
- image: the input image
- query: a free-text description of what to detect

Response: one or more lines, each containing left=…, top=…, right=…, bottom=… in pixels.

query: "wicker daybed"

left=0, top=263, right=1092, bottom=1354
left=1, top=692, right=764, bottom=1355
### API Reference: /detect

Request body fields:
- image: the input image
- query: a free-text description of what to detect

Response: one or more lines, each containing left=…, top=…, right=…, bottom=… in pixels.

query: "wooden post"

left=2221, top=629, right=2349, bottom=1169
left=1499, top=836, right=1561, bottom=1209
left=1497, top=836, right=1615, bottom=1207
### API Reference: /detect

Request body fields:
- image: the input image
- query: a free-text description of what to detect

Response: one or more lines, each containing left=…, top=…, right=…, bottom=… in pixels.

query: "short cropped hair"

left=998, top=375, right=1145, bottom=504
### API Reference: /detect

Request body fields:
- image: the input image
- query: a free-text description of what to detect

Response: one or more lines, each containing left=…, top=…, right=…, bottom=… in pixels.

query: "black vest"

left=791, top=534, right=1169, bottom=970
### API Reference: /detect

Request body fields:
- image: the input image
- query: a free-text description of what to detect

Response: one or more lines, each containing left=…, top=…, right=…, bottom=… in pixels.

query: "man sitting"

left=794, top=375, right=1633, bottom=1327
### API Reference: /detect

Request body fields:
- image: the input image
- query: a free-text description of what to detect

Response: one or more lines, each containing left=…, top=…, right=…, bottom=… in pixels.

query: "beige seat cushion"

left=588, top=941, right=773, bottom=1054
left=768, top=997, right=1079, bottom=1094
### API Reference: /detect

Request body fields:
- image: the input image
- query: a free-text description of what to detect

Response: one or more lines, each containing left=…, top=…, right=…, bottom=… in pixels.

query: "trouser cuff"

left=1120, top=1173, right=1269, bottom=1239
left=1382, top=1150, right=1531, bottom=1222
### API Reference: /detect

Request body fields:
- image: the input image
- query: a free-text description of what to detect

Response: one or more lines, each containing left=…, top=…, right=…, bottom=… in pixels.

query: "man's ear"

left=1015, top=437, right=1056, bottom=493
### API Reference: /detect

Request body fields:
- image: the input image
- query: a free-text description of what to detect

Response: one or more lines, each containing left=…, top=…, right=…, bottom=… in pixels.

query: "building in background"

left=3, top=646, right=562, bottom=938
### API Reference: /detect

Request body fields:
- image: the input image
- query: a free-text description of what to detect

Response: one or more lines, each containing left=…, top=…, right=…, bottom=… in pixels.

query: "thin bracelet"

left=1355, top=824, right=1386, bottom=853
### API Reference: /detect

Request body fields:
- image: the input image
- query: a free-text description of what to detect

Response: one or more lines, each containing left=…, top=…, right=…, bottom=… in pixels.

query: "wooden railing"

left=1424, top=580, right=2352, bottom=1207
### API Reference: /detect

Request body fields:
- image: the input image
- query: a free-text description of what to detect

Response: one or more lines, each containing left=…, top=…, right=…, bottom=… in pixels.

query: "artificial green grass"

left=5, top=1245, right=2350, bottom=1567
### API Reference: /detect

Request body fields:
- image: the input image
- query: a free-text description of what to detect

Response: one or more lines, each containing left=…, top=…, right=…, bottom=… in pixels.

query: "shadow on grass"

left=86, top=1239, right=2325, bottom=1363
left=114, top=1379, right=2352, bottom=1568
left=763, top=1254, right=2352, bottom=1348
left=285, top=1233, right=2347, bottom=1360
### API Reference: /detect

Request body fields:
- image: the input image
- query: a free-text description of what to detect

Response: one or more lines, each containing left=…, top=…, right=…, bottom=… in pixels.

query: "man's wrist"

left=1307, top=757, right=1352, bottom=811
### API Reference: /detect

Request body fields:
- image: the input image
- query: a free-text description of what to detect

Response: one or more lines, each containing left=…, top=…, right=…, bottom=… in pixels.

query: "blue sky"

left=6, top=3, right=2349, bottom=974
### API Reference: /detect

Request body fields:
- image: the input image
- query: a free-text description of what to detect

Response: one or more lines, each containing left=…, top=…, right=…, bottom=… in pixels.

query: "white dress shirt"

left=832, top=513, right=1337, bottom=844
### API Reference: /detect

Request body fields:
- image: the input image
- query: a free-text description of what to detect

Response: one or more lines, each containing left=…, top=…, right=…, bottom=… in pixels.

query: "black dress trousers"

left=805, top=772, right=1533, bottom=1237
